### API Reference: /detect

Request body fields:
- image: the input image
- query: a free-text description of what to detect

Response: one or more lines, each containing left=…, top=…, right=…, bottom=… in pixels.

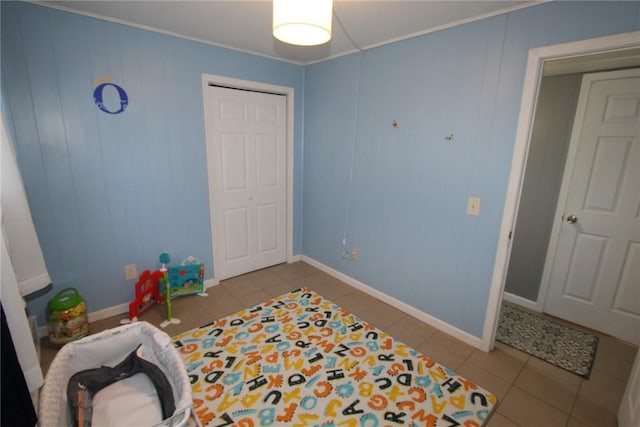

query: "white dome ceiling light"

left=273, top=0, right=333, bottom=46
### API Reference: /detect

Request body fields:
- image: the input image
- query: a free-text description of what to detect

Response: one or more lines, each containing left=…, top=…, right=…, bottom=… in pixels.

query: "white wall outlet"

left=467, top=197, right=481, bottom=216
left=124, top=264, right=137, bottom=280
left=351, top=248, right=359, bottom=260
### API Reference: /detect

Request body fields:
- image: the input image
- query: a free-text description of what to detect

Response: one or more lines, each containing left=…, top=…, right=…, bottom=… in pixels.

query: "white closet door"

left=207, top=86, right=286, bottom=280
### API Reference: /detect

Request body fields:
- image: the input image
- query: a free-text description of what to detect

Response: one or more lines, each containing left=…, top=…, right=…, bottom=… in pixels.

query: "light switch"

left=467, top=197, right=481, bottom=216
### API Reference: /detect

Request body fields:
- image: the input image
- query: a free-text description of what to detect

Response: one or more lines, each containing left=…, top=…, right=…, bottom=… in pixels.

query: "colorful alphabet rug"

left=173, top=288, right=497, bottom=426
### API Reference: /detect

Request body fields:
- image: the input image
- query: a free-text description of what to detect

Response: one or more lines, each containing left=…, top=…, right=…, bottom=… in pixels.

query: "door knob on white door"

left=566, top=214, right=577, bottom=224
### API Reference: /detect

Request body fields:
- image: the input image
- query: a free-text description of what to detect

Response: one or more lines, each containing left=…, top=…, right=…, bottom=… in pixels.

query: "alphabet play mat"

left=173, top=288, right=496, bottom=426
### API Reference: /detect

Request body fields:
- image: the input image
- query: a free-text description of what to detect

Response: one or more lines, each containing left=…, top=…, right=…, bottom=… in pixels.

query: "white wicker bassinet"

left=39, top=321, right=194, bottom=427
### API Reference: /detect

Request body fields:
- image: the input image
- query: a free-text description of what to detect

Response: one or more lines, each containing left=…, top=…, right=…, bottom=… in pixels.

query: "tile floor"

left=40, top=261, right=637, bottom=427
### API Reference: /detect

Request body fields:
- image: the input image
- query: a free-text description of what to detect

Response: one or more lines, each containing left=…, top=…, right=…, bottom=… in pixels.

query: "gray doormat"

left=496, top=304, right=598, bottom=378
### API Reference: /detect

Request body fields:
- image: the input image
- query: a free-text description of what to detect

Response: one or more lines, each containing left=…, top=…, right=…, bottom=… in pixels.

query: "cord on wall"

left=334, top=8, right=363, bottom=258
left=333, top=10, right=362, bottom=53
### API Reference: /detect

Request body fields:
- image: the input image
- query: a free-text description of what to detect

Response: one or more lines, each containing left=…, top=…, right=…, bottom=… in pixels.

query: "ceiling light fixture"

left=273, top=0, right=333, bottom=46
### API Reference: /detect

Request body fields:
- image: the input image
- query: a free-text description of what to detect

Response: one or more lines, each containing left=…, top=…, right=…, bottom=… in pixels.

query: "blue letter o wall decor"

left=93, top=82, right=128, bottom=114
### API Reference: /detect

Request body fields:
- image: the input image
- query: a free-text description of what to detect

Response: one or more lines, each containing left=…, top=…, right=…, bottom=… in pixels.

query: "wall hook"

left=445, top=134, right=454, bottom=142
left=392, top=120, right=399, bottom=129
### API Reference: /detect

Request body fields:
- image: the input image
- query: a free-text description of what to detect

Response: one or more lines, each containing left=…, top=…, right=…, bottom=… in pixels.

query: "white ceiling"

left=38, top=0, right=539, bottom=64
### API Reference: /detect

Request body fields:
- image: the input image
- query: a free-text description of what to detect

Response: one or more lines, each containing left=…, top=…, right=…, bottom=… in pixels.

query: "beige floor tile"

left=201, top=283, right=234, bottom=299
left=596, top=334, right=638, bottom=364
left=591, top=352, right=633, bottom=381
left=268, top=262, right=314, bottom=281
left=383, top=315, right=438, bottom=349
left=334, top=292, right=380, bottom=315
left=169, top=303, right=214, bottom=332
left=456, top=361, right=511, bottom=401
left=221, top=275, right=264, bottom=299
left=170, top=292, right=205, bottom=312
left=88, top=314, right=125, bottom=334
left=417, top=332, right=474, bottom=370
left=523, top=356, right=583, bottom=387
left=466, top=345, right=528, bottom=383
left=485, top=412, right=520, bottom=427
left=591, top=335, right=637, bottom=381
left=263, top=281, right=302, bottom=298
left=245, top=268, right=285, bottom=287
left=312, top=280, right=356, bottom=301
left=571, top=390, right=619, bottom=427
left=497, top=387, right=568, bottom=427
left=513, top=363, right=580, bottom=414
left=198, top=287, right=245, bottom=318
left=566, top=417, right=590, bottom=427
left=576, top=368, right=628, bottom=417
left=357, top=300, right=406, bottom=330
left=207, top=301, right=245, bottom=320
left=493, top=341, right=529, bottom=363
left=233, top=289, right=274, bottom=308
left=162, top=323, right=185, bottom=337
left=295, top=271, right=339, bottom=289
left=133, top=304, right=168, bottom=327
left=304, top=277, right=330, bottom=292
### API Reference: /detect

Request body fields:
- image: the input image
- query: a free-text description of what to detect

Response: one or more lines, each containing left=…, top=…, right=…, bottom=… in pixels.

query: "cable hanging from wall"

left=334, top=9, right=364, bottom=260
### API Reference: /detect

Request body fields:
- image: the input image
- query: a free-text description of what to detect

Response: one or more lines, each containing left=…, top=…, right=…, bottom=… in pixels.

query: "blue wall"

left=3, top=1, right=639, bottom=336
left=303, top=1, right=640, bottom=337
left=1, top=1, right=304, bottom=323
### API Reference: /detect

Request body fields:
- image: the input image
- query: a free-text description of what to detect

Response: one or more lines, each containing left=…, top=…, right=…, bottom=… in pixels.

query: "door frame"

left=481, top=30, right=640, bottom=352
left=202, top=73, right=295, bottom=285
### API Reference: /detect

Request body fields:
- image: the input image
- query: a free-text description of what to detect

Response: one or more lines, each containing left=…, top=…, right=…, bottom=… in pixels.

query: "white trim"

left=502, top=292, right=540, bottom=312
left=201, top=74, right=295, bottom=279
left=35, top=279, right=219, bottom=338
left=28, top=1, right=306, bottom=66
left=288, top=254, right=303, bottom=263
left=32, top=0, right=540, bottom=67
left=37, top=301, right=130, bottom=339
left=204, top=278, right=219, bottom=288
left=482, top=31, right=640, bottom=352
left=302, top=256, right=484, bottom=350
left=87, top=302, right=130, bottom=323
left=37, top=325, right=48, bottom=340
left=307, top=1, right=543, bottom=65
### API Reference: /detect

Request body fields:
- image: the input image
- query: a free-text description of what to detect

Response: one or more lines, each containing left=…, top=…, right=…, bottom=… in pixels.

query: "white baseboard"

left=502, top=292, right=540, bottom=312
left=37, top=302, right=130, bottom=339
left=37, top=262, right=486, bottom=351
left=36, top=278, right=220, bottom=339
left=288, top=254, right=303, bottom=263
left=301, top=256, right=484, bottom=350
left=88, top=302, right=130, bottom=323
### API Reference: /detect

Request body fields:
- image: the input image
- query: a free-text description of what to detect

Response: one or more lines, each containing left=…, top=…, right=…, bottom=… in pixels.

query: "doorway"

left=506, top=68, right=640, bottom=344
left=482, top=31, right=640, bottom=352
left=202, top=74, right=295, bottom=283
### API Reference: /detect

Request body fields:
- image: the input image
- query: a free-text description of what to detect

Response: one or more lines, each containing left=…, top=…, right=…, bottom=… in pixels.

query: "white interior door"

left=207, top=85, right=286, bottom=280
left=543, top=68, right=640, bottom=344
